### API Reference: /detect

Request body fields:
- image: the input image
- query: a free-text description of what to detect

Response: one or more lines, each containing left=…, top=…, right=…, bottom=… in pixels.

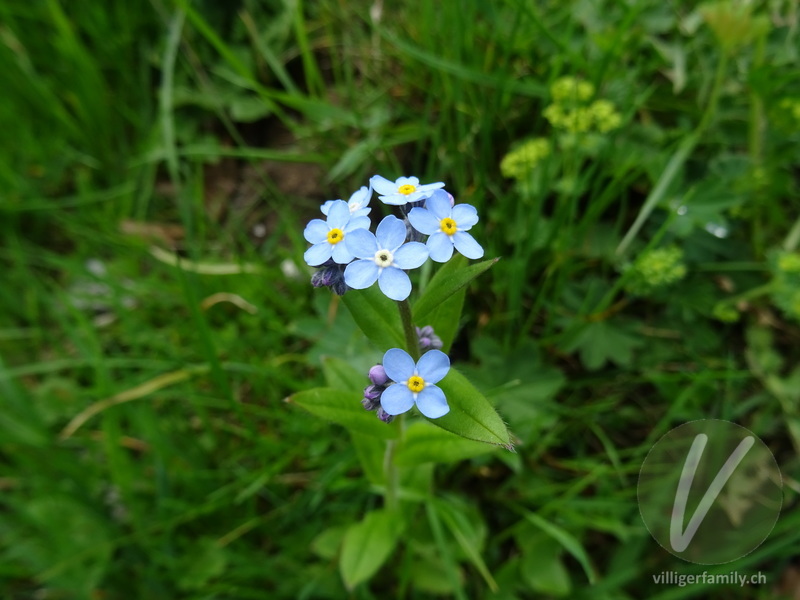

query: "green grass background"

left=1, top=0, right=800, bottom=598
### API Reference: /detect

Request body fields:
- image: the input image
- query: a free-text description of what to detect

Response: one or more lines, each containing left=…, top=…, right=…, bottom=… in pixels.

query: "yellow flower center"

left=406, top=375, right=425, bottom=393
left=327, top=228, right=345, bottom=244
left=373, top=249, right=394, bottom=268
left=398, top=184, right=417, bottom=195
left=440, top=217, right=457, bottom=236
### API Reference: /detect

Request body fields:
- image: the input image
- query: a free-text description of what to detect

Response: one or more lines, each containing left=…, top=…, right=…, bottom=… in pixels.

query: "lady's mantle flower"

left=380, top=348, right=450, bottom=418
left=344, top=215, right=428, bottom=301
left=304, top=200, right=370, bottom=266
left=320, top=185, right=372, bottom=218
left=370, top=175, right=445, bottom=206
left=408, top=190, right=484, bottom=262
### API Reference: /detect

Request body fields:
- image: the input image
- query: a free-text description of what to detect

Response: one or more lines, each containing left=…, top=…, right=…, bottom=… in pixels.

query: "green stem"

left=383, top=437, right=399, bottom=511
left=397, top=299, right=420, bottom=360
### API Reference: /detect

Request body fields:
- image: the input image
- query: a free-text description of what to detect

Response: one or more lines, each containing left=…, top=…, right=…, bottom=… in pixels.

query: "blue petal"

left=351, top=207, right=371, bottom=218
left=378, top=266, right=412, bottom=301
left=415, top=385, right=449, bottom=418
left=425, top=190, right=452, bottom=220
left=427, top=232, right=455, bottom=263
left=453, top=231, right=484, bottom=259
left=348, top=186, right=371, bottom=211
left=393, top=242, right=428, bottom=270
left=331, top=240, right=353, bottom=264
left=408, top=207, right=440, bottom=235
left=376, top=215, right=407, bottom=252
left=378, top=193, right=407, bottom=206
left=404, top=191, right=427, bottom=203
left=379, top=383, right=415, bottom=416
left=344, top=260, right=379, bottom=289
left=452, top=204, right=479, bottom=228
left=304, top=242, right=333, bottom=266
left=370, top=175, right=397, bottom=196
left=416, top=349, right=450, bottom=383
left=396, top=176, right=420, bottom=188
left=345, top=215, right=371, bottom=232
left=383, top=348, right=415, bottom=382
left=304, top=219, right=329, bottom=244
left=320, top=200, right=339, bottom=216
left=326, top=200, right=351, bottom=229
left=417, top=181, right=446, bottom=194
left=345, top=228, right=379, bottom=259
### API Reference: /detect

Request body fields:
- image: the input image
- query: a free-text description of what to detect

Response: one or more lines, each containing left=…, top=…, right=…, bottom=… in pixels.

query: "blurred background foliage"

left=1, top=0, right=800, bottom=597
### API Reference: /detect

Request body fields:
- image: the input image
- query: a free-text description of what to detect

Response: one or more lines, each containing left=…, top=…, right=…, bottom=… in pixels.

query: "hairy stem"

left=397, top=299, right=419, bottom=360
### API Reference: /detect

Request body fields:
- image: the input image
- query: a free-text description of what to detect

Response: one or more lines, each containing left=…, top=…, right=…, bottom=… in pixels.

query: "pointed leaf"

left=340, top=509, right=405, bottom=590
left=288, top=387, right=397, bottom=439
left=394, top=421, right=497, bottom=466
left=413, top=257, right=499, bottom=323
left=427, top=369, right=511, bottom=447
left=342, top=286, right=405, bottom=351
left=521, top=511, right=596, bottom=584
left=321, top=356, right=365, bottom=391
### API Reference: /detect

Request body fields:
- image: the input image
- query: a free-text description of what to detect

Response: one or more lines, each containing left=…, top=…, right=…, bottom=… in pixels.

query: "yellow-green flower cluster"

left=701, top=1, right=769, bottom=52
left=769, top=251, right=800, bottom=322
left=624, top=246, right=688, bottom=296
left=778, top=98, right=800, bottom=129
left=712, top=302, right=740, bottom=323
left=543, top=76, right=622, bottom=134
left=500, top=137, right=551, bottom=180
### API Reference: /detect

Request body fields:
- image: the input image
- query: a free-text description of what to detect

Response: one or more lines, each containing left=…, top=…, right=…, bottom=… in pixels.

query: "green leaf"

left=321, top=356, right=365, bottom=391
left=519, top=533, right=572, bottom=596
left=428, top=369, right=512, bottom=447
left=413, top=256, right=499, bottom=324
left=340, top=509, right=404, bottom=590
left=434, top=498, right=497, bottom=592
left=350, top=432, right=386, bottom=485
left=521, top=511, right=596, bottom=584
left=288, top=387, right=397, bottom=439
left=342, top=287, right=405, bottom=352
left=394, top=421, right=498, bottom=466
left=560, top=320, right=642, bottom=371
left=418, top=285, right=465, bottom=353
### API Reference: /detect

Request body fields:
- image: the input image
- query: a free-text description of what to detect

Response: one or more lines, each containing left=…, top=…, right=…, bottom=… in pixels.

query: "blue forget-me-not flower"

left=320, top=185, right=372, bottom=218
left=370, top=175, right=445, bottom=206
left=408, top=190, right=484, bottom=262
left=380, top=348, right=450, bottom=418
left=344, top=215, right=428, bottom=301
left=304, top=200, right=370, bottom=266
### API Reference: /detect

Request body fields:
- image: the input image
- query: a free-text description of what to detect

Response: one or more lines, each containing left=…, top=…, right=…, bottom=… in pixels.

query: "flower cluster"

left=303, top=175, right=484, bottom=301
left=362, top=343, right=451, bottom=421
left=500, top=137, right=552, bottom=180
left=543, top=76, right=622, bottom=134
left=623, top=246, right=688, bottom=297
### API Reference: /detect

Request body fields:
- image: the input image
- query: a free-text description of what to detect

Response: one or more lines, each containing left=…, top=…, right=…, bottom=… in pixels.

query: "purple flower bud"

left=376, top=407, right=394, bottom=423
left=415, top=325, right=443, bottom=352
left=368, top=364, right=389, bottom=386
left=311, top=263, right=349, bottom=296
left=362, top=385, right=382, bottom=410
left=447, top=192, right=455, bottom=207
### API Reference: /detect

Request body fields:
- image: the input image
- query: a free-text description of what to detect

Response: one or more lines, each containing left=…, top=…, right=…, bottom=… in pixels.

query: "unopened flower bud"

left=362, top=385, right=382, bottom=410
left=376, top=407, right=394, bottom=423
left=368, top=364, right=389, bottom=386
left=311, top=262, right=349, bottom=296
left=416, top=325, right=443, bottom=351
